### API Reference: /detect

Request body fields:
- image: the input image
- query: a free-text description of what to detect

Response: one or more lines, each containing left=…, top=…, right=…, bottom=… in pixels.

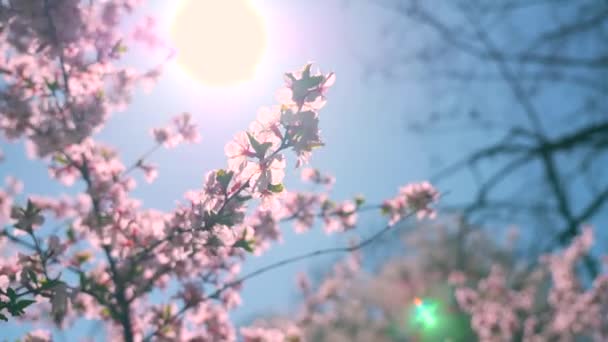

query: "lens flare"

left=413, top=297, right=438, bottom=328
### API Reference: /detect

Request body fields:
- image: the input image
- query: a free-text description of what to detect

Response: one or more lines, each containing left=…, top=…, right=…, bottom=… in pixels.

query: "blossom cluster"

left=242, top=217, right=608, bottom=342
left=0, top=58, right=328, bottom=338
left=0, top=0, right=165, bottom=158
left=382, top=181, right=440, bottom=224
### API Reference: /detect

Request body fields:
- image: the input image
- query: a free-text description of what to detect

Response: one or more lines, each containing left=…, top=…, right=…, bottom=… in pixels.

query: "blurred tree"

left=359, top=0, right=608, bottom=275
left=243, top=216, right=608, bottom=341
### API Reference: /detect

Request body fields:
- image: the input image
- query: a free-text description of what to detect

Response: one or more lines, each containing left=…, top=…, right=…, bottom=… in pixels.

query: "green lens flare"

left=413, top=298, right=438, bottom=329
left=417, top=307, right=436, bottom=327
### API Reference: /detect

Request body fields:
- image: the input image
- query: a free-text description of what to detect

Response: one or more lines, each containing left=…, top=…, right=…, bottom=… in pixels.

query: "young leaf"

left=46, top=80, right=60, bottom=93
left=216, top=169, right=234, bottom=193
left=40, top=278, right=61, bottom=290
left=14, top=299, right=35, bottom=312
left=27, top=269, right=38, bottom=285
left=79, top=273, right=88, bottom=290
left=234, top=239, right=255, bottom=253
left=246, top=133, right=272, bottom=159
left=7, top=288, right=16, bottom=301
left=268, top=183, right=284, bottom=193
left=355, top=195, right=365, bottom=207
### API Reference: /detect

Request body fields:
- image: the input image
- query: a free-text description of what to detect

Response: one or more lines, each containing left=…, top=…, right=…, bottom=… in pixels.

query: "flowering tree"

left=361, top=0, right=608, bottom=276
left=243, top=217, right=608, bottom=342
left=0, top=1, right=441, bottom=340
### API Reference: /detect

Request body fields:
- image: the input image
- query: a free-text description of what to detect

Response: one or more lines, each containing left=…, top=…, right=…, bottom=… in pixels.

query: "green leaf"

left=268, top=183, right=284, bottom=193
left=75, top=251, right=92, bottom=264
left=290, top=64, right=325, bottom=100
left=163, top=305, right=172, bottom=320
left=322, top=200, right=335, bottom=211
left=40, top=278, right=61, bottom=290
left=0, top=313, right=7, bottom=321
left=285, top=72, right=296, bottom=83
left=302, top=63, right=312, bottom=79
left=27, top=269, right=38, bottom=285
left=79, top=273, right=88, bottom=289
left=381, top=205, right=390, bottom=215
left=92, top=282, right=109, bottom=295
left=14, top=300, right=35, bottom=311
left=355, top=195, right=365, bottom=207
left=307, top=142, right=325, bottom=150
left=215, top=169, right=234, bottom=193
left=234, top=239, right=255, bottom=253
left=7, top=288, right=16, bottom=301
left=205, top=235, right=224, bottom=248
left=46, top=80, right=59, bottom=93
left=25, top=200, right=36, bottom=214
left=100, top=307, right=111, bottom=318
left=306, top=75, right=325, bottom=89
left=53, top=154, right=69, bottom=165
left=66, top=226, right=76, bottom=242
left=213, top=212, right=235, bottom=227
left=246, top=132, right=272, bottom=159
left=111, top=39, right=128, bottom=55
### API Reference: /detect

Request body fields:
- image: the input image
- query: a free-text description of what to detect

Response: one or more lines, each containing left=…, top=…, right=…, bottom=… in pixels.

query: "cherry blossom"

left=382, top=181, right=440, bottom=224
left=301, top=167, right=335, bottom=188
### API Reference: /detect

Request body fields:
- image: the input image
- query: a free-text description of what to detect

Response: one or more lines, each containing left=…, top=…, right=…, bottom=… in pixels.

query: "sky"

left=3, top=0, right=606, bottom=340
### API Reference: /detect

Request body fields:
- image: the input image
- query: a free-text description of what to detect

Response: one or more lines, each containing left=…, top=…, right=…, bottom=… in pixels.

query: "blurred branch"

left=369, top=0, right=607, bottom=276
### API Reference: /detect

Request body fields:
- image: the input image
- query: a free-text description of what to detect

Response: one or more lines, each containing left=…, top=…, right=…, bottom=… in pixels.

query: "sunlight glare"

left=170, top=0, right=268, bottom=86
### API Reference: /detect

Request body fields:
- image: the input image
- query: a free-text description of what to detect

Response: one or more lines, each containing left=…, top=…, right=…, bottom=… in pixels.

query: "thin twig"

left=43, top=0, right=71, bottom=98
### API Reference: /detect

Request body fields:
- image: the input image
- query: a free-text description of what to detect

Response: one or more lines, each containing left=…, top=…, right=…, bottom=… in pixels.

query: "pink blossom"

left=137, top=161, right=158, bottom=183
left=382, top=181, right=440, bottom=225
left=24, top=330, right=51, bottom=342
left=281, top=192, right=322, bottom=233
left=0, top=190, right=14, bottom=225
left=132, top=16, right=165, bottom=50
left=301, top=168, right=335, bottom=188
left=448, top=270, right=467, bottom=285
left=173, top=112, right=201, bottom=143
left=0, top=274, right=9, bottom=292
left=400, top=181, right=440, bottom=219
left=246, top=155, right=287, bottom=196
left=280, top=63, right=336, bottom=110
left=245, top=210, right=280, bottom=254
left=225, top=132, right=255, bottom=171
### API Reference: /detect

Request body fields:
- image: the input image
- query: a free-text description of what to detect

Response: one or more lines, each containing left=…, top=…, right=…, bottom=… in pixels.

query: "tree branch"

left=142, top=211, right=415, bottom=341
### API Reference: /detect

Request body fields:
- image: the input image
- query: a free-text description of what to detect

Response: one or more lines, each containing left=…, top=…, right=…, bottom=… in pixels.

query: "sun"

left=170, top=0, right=268, bottom=86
